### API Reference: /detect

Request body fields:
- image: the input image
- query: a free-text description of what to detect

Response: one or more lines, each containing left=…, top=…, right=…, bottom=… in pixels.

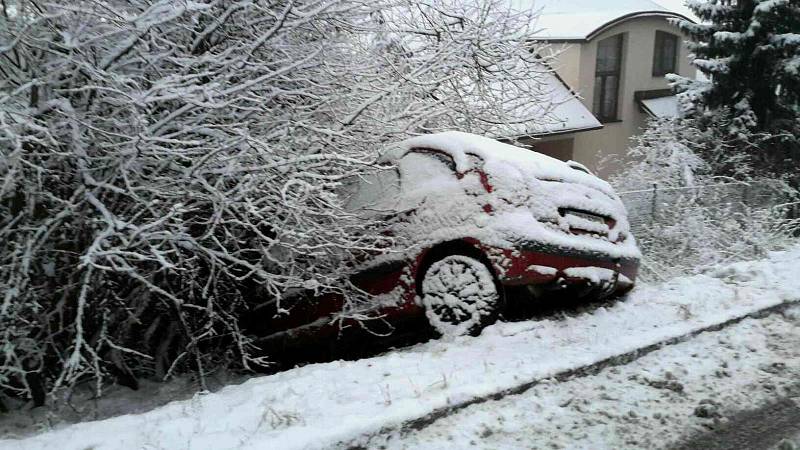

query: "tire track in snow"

left=342, top=297, right=800, bottom=449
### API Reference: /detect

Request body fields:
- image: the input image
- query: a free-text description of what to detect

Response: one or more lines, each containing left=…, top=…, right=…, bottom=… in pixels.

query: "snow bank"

left=4, top=245, right=800, bottom=450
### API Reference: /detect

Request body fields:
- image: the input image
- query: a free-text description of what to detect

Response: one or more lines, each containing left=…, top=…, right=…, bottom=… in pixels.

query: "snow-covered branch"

left=0, top=0, right=557, bottom=404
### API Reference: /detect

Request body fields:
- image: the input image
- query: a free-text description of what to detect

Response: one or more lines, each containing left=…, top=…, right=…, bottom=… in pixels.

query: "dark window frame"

left=652, top=31, right=679, bottom=77
left=407, top=148, right=457, bottom=172
left=593, top=33, right=624, bottom=123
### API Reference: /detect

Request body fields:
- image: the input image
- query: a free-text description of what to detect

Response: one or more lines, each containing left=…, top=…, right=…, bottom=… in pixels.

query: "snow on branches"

left=610, top=117, right=798, bottom=281
left=671, top=0, right=800, bottom=137
left=0, top=0, right=558, bottom=404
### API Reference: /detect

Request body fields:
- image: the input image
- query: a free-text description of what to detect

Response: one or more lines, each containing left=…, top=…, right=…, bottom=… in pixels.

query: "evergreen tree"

left=674, top=0, right=799, bottom=133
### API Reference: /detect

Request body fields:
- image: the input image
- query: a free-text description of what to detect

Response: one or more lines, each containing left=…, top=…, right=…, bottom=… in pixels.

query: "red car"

left=255, top=132, right=640, bottom=346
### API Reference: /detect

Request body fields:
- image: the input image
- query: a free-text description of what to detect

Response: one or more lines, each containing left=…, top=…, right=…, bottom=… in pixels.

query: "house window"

left=593, top=34, right=623, bottom=123
left=653, top=31, right=678, bottom=76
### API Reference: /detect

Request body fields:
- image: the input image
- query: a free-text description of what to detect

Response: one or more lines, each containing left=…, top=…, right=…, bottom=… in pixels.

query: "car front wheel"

left=420, top=254, right=501, bottom=337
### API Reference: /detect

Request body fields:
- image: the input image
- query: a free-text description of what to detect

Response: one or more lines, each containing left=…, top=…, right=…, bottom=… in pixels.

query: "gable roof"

left=510, top=0, right=694, bottom=41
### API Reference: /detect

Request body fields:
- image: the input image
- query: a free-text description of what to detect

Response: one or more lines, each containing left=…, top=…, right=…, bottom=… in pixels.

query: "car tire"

left=420, top=254, right=502, bottom=337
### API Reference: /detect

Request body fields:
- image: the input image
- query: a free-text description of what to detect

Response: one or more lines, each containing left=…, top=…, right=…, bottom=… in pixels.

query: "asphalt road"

left=675, top=397, right=800, bottom=450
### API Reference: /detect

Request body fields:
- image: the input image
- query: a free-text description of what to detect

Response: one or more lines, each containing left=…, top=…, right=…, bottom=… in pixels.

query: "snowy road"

left=3, top=246, right=800, bottom=450
left=361, top=306, right=800, bottom=449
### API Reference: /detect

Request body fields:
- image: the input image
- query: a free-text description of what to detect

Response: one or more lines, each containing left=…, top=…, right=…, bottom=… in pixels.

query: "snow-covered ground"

left=364, top=307, right=800, bottom=449
left=3, top=245, right=800, bottom=450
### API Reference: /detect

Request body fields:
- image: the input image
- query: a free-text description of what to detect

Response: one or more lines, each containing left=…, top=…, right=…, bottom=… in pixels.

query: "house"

left=511, top=0, right=696, bottom=178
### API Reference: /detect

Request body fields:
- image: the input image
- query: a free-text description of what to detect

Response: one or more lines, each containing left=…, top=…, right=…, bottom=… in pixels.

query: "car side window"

left=397, top=150, right=460, bottom=197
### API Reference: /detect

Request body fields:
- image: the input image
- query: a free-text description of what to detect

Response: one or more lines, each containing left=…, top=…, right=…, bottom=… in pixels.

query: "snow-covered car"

left=256, top=132, right=641, bottom=344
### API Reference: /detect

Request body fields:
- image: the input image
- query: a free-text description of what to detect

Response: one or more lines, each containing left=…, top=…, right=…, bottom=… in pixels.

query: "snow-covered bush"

left=650, top=1, right=800, bottom=277
left=0, top=0, right=559, bottom=405
left=610, top=118, right=799, bottom=281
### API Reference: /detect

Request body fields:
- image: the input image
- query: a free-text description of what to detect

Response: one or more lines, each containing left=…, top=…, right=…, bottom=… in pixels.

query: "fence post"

left=742, top=183, right=750, bottom=211
left=651, top=183, right=658, bottom=225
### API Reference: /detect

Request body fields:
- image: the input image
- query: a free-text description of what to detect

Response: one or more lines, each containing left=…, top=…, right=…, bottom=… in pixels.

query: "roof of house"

left=649, top=0, right=701, bottom=23
left=486, top=69, right=602, bottom=139
left=640, top=95, right=679, bottom=118
left=510, top=0, right=694, bottom=41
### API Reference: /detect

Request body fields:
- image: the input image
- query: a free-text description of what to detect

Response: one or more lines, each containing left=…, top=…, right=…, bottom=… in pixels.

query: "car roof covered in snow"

left=384, top=131, right=615, bottom=195
left=509, top=0, right=694, bottom=41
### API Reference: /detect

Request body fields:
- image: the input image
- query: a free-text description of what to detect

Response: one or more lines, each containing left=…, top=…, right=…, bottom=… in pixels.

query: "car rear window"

left=342, top=167, right=400, bottom=211
left=398, top=150, right=460, bottom=197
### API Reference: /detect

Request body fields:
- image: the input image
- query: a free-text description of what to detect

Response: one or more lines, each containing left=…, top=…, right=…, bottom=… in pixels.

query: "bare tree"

left=0, top=0, right=558, bottom=404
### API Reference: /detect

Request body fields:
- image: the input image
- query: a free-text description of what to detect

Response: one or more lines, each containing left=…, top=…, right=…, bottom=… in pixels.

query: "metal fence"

left=616, top=179, right=800, bottom=282
left=618, top=179, right=800, bottom=229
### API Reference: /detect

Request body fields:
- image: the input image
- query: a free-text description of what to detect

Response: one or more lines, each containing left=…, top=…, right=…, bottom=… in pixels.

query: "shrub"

left=610, top=118, right=799, bottom=281
left=0, top=0, right=560, bottom=405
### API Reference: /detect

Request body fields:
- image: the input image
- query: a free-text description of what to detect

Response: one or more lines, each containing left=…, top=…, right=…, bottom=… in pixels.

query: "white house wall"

left=553, top=17, right=693, bottom=178
left=549, top=43, right=582, bottom=92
